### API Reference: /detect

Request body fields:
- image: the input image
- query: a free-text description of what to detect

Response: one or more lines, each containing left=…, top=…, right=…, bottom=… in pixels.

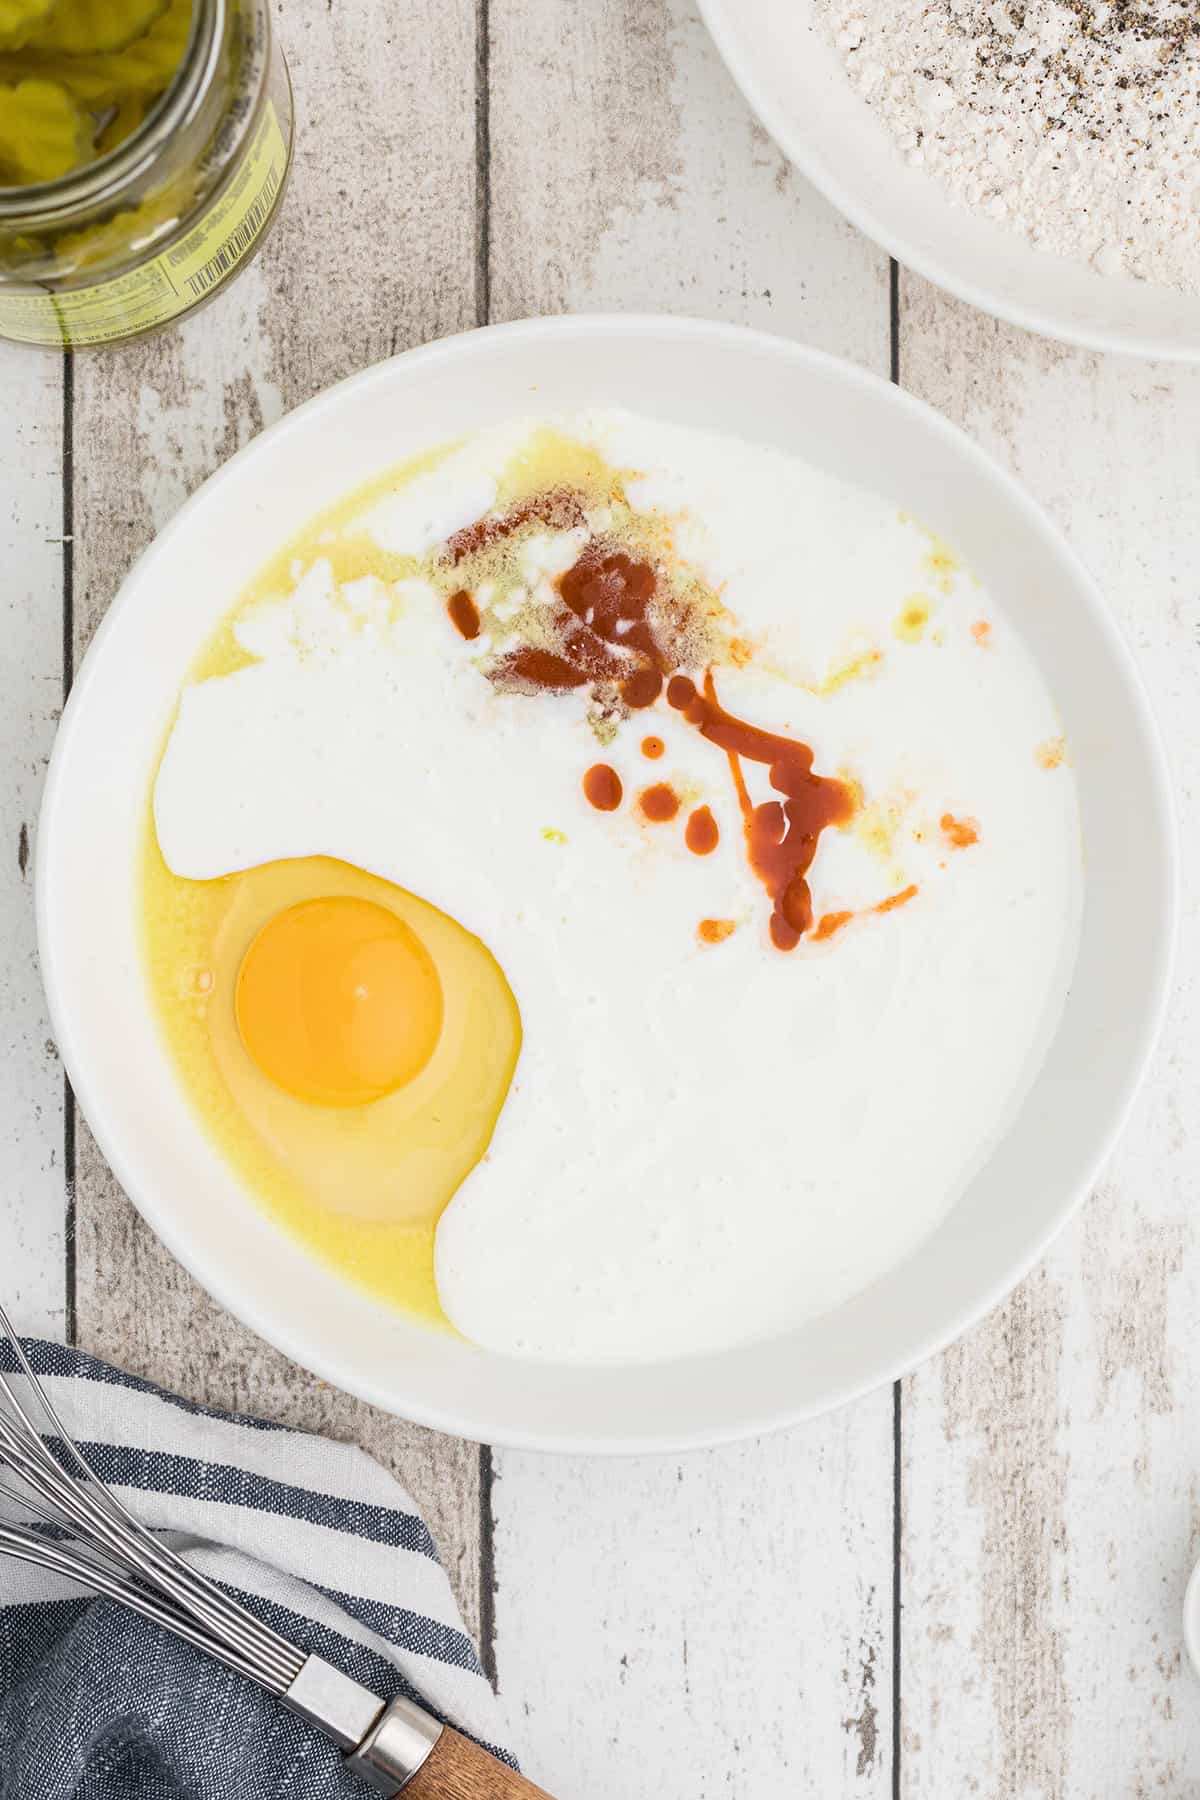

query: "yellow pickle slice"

left=0, top=0, right=55, bottom=51
left=0, top=50, right=121, bottom=107
left=0, top=75, right=83, bottom=181
left=0, top=0, right=192, bottom=185
left=22, top=0, right=169, bottom=56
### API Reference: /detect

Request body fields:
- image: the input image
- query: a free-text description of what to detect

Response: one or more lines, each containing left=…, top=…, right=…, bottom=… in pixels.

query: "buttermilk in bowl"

left=146, top=410, right=1081, bottom=1363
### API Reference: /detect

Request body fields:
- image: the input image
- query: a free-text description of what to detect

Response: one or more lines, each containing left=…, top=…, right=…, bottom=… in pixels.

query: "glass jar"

left=0, top=0, right=292, bottom=349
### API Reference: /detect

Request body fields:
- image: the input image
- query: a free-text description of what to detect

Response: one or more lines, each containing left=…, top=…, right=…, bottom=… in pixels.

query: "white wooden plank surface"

left=493, top=1419, right=896, bottom=1797
left=897, top=292, right=1200, bottom=1796
left=486, top=5, right=896, bottom=1792
left=0, top=1, right=1196, bottom=1794
left=0, top=348, right=64, bottom=1336
left=488, top=0, right=886, bottom=357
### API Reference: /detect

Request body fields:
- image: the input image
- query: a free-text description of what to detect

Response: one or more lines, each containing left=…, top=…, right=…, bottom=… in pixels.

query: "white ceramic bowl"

left=1184, top=1562, right=1200, bottom=1684
left=700, top=0, right=1200, bottom=363
left=37, top=315, right=1176, bottom=1452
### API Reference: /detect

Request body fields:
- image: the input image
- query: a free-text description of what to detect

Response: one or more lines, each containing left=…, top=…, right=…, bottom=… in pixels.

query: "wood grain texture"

left=0, top=347, right=65, bottom=1336
left=492, top=1422, right=895, bottom=1798
left=405, top=1729, right=555, bottom=1800
left=2, top=2, right=1196, bottom=1794
left=486, top=5, right=895, bottom=1794
left=487, top=0, right=886, bottom=362
left=896, top=283, right=1200, bottom=1798
left=64, top=0, right=487, bottom=1633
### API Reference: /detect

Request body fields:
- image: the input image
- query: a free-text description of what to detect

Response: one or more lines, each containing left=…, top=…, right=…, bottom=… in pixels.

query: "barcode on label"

left=183, top=166, right=281, bottom=299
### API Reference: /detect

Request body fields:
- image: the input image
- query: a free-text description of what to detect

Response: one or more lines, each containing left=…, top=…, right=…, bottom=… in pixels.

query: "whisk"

left=0, top=1307, right=551, bottom=1798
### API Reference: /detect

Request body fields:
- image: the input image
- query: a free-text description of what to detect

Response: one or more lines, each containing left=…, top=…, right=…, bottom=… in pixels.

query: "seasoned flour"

left=815, top=0, right=1200, bottom=292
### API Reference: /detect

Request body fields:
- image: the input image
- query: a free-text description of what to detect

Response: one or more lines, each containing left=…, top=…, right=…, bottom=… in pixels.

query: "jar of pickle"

left=0, top=0, right=292, bottom=348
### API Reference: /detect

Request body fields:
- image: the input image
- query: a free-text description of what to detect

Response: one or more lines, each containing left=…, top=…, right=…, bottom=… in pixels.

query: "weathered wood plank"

left=488, top=0, right=886, bottom=362
left=897, top=288, right=1200, bottom=1797
left=0, top=346, right=65, bottom=1336
left=493, top=1415, right=895, bottom=1797
left=66, top=1, right=486, bottom=1631
left=5, top=0, right=1198, bottom=1790
left=486, top=3, right=895, bottom=1790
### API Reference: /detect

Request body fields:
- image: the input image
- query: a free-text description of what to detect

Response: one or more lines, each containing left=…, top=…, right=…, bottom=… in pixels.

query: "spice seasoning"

left=816, top=0, right=1200, bottom=289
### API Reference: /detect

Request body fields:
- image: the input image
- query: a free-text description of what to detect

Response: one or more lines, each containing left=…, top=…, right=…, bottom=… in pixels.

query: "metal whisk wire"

left=0, top=1305, right=304, bottom=1697
left=0, top=1309, right=506, bottom=1796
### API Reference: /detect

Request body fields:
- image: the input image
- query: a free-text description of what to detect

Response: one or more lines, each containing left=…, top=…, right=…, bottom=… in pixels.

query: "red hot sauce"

left=685, top=805, right=719, bottom=856
left=583, top=763, right=623, bottom=812
left=667, top=672, right=856, bottom=951
left=485, top=542, right=682, bottom=701
left=446, top=494, right=859, bottom=951
left=446, top=590, right=480, bottom=640
left=639, top=783, right=680, bottom=823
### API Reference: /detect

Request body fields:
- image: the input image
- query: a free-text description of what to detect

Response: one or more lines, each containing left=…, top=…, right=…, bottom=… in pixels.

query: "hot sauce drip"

left=560, top=550, right=662, bottom=664
left=699, top=918, right=737, bottom=945
left=477, top=537, right=699, bottom=701
left=685, top=806, right=719, bottom=856
left=876, top=884, right=918, bottom=915
left=811, top=909, right=854, bottom=943
left=447, top=489, right=863, bottom=951
left=940, top=812, right=979, bottom=850
left=446, top=590, right=481, bottom=640
left=812, top=884, right=918, bottom=943
left=502, top=647, right=590, bottom=691
left=640, top=783, right=680, bottom=823
left=583, top=764, right=623, bottom=811
left=667, top=672, right=857, bottom=951
left=621, top=669, right=663, bottom=709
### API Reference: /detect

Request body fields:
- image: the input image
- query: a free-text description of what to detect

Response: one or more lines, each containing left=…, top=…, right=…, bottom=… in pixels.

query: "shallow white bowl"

left=700, top=0, right=1200, bottom=363
left=38, top=315, right=1176, bottom=1452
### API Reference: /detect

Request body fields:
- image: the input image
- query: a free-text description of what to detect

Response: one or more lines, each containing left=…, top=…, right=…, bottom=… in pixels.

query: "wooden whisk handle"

left=344, top=1696, right=556, bottom=1800
left=404, top=1726, right=556, bottom=1798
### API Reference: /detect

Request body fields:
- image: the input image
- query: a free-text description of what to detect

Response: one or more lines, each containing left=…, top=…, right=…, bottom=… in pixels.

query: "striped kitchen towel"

left=0, top=1338, right=513, bottom=1799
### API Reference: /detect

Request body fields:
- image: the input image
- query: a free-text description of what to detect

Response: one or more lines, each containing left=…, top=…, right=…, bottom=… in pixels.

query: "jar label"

left=0, top=102, right=288, bottom=349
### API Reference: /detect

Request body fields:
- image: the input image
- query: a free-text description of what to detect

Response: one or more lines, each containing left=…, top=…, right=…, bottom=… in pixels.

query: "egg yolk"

left=235, top=896, right=444, bottom=1107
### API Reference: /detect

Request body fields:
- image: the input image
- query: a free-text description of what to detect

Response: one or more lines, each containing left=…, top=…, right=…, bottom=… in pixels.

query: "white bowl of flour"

left=701, top=0, right=1200, bottom=361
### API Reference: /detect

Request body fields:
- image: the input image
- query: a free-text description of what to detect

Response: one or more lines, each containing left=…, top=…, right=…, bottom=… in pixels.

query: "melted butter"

left=893, top=596, right=932, bottom=643
left=814, top=642, right=884, bottom=696
left=493, top=426, right=622, bottom=511
left=812, top=883, right=919, bottom=943
left=924, top=547, right=958, bottom=595
left=190, top=440, right=459, bottom=684
left=920, top=529, right=962, bottom=597
left=851, top=789, right=915, bottom=886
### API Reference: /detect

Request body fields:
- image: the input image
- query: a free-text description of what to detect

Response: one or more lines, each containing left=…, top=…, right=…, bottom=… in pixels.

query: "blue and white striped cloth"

left=0, top=1339, right=514, bottom=1797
